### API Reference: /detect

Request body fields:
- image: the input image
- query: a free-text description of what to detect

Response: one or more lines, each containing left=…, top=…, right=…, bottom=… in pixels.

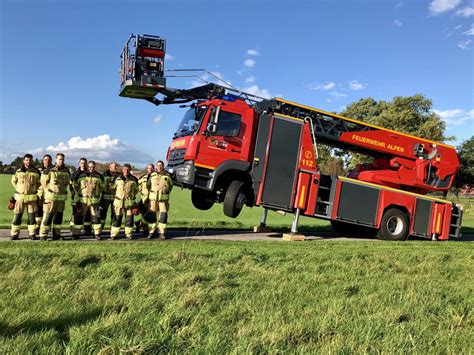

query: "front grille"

left=168, top=148, right=186, bottom=166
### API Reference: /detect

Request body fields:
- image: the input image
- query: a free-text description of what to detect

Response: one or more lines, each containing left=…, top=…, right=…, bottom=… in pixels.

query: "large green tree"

left=337, top=94, right=452, bottom=168
left=453, top=136, right=474, bottom=195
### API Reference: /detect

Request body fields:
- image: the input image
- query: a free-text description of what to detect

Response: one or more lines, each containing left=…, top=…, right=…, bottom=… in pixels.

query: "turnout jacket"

left=73, top=170, right=104, bottom=205
left=41, top=165, right=71, bottom=201
left=103, top=170, right=119, bottom=201
left=37, top=164, right=52, bottom=199
left=114, top=174, right=139, bottom=208
left=138, top=173, right=152, bottom=202
left=11, top=165, right=41, bottom=202
left=148, top=171, right=173, bottom=201
left=70, top=168, right=86, bottom=204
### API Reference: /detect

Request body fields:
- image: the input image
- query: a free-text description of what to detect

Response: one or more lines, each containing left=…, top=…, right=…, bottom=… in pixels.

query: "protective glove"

left=8, top=197, right=16, bottom=210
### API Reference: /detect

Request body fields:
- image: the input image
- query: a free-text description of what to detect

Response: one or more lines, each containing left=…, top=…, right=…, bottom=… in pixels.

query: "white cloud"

left=348, top=80, right=367, bottom=90
left=457, top=39, right=472, bottom=49
left=394, top=19, right=403, bottom=27
left=41, top=134, right=154, bottom=165
left=244, top=85, right=272, bottom=99
left=329, top=92, right=348, bottom=98
left=244, top=75, right=256, bottom=84
left=456, top=7, right=474, bottom=17
left=165, top=53, right=175, bottom=61
left=455, top=24, right=463, bottom=29
left=153, top=115, right=162, bottom=124
left=246, top=49, right=261, bottom=56
left=310, top=82, right=336, bottom=90
left=463, top=24, right=474, bottom=35
left=433, top=108, right=474, bottom=125
left=429, top=0, right=461, bottom=14
left=243, top=59, right=256, bottom=68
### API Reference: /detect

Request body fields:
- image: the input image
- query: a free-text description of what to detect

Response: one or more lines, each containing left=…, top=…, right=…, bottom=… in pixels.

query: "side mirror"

left=207, top=122, right=217, bottom=134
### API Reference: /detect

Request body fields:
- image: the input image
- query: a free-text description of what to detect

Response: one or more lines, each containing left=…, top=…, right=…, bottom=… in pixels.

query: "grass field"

left=0, top=241, right=473, bottom=353
left=1, top=174, right=473, bottom=234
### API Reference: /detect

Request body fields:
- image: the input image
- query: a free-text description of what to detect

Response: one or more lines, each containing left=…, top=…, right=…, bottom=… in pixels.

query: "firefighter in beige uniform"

left=100, top=161, right=119, bottom=231
left=35, top=154, right=52, bottom=234
left=10, top=154, right=41, bottom=240
left=136, top=163, right=154, bottom=235
left=39, top=153, right=70, bottom=240
left=148, top=160, right=173, bottom=239
left=70, top=161, right=104, bottom=240
left=110, top=164, right=138, bottom=239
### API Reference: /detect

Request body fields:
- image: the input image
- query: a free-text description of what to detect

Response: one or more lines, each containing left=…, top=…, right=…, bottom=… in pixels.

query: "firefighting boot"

left=125, top=227, right=133, bottom=240
left=28, top=224, right=37, bottom=240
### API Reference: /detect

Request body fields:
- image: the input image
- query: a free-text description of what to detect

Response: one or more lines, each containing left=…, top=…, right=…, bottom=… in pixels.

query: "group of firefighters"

left=9, top=153, right=173, bottom=241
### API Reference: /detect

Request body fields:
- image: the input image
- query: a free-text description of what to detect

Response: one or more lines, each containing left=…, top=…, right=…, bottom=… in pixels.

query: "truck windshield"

left=174, top=106, right=207, bottom=138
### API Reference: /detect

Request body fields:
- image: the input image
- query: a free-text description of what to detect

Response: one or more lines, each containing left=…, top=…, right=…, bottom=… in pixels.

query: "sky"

left=1, top=0, right=473, bottom=167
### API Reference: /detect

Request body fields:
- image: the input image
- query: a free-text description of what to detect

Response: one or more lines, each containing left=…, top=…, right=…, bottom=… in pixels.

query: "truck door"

left=252, top=114, right=304, bottom=211
left=197, top=105, right=244, bottom=168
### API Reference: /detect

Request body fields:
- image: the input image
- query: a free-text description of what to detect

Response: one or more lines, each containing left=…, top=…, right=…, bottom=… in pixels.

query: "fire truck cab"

left=167, top=94, right=258, bottom=217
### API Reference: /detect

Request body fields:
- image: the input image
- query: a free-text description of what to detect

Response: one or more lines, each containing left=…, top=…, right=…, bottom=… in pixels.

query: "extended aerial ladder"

left=119, top=34, right=459, bottom=197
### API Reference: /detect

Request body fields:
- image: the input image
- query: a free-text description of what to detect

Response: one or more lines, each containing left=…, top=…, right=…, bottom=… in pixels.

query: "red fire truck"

left=119, top=34, right=463, bottom=241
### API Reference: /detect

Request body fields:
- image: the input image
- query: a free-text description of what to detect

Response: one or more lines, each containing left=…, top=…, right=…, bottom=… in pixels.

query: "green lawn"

left=0, top=241, right=473, bottom=353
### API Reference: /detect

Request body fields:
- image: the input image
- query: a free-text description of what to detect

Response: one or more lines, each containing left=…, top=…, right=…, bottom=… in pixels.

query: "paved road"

left=0, top=229, right=472, bottom=242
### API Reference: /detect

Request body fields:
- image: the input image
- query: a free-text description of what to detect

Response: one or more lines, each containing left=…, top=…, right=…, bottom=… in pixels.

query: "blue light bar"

left=217, top=94, right=239, bottom=102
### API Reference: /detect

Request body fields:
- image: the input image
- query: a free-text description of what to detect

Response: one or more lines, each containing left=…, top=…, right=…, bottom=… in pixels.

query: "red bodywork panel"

left=328, top=177, right=453, bottom=240
left=168, top=98, right=257, bottom=171
left=137, top=48, right=164, bottom=58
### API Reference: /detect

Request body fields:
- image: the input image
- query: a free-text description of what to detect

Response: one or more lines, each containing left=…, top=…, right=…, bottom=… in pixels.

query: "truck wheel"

left=378, top=208, right=409, bottom=241
left=223, top=181, right=247, bottom=218
left=191, top=190, right=214, bottom=211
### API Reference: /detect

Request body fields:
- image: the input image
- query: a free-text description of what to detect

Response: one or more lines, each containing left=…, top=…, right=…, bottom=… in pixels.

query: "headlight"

left=177, top=167, right=190, bottom=177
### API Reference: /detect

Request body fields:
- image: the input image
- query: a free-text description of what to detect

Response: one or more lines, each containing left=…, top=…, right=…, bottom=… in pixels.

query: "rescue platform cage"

left=119, top=34, right=167, bottom=99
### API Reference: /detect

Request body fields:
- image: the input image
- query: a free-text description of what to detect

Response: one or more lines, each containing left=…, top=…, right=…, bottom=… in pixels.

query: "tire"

left=378, top=208, right=409, bottom=241
left=223, top=180, right=247, bottom=218
left=191, top=190, right=215, bottom=211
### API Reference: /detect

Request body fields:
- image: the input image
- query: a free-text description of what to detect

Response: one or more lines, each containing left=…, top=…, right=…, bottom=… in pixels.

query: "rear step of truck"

left=449, top=204, right=463, bottom=239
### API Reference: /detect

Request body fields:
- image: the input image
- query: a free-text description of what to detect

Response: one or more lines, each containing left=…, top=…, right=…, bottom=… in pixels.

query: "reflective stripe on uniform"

left=80, top=197, right=101, bottom=204
left=14, top=193, right=38, bottom=202
left=44, top=192, right=68, bottom=201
